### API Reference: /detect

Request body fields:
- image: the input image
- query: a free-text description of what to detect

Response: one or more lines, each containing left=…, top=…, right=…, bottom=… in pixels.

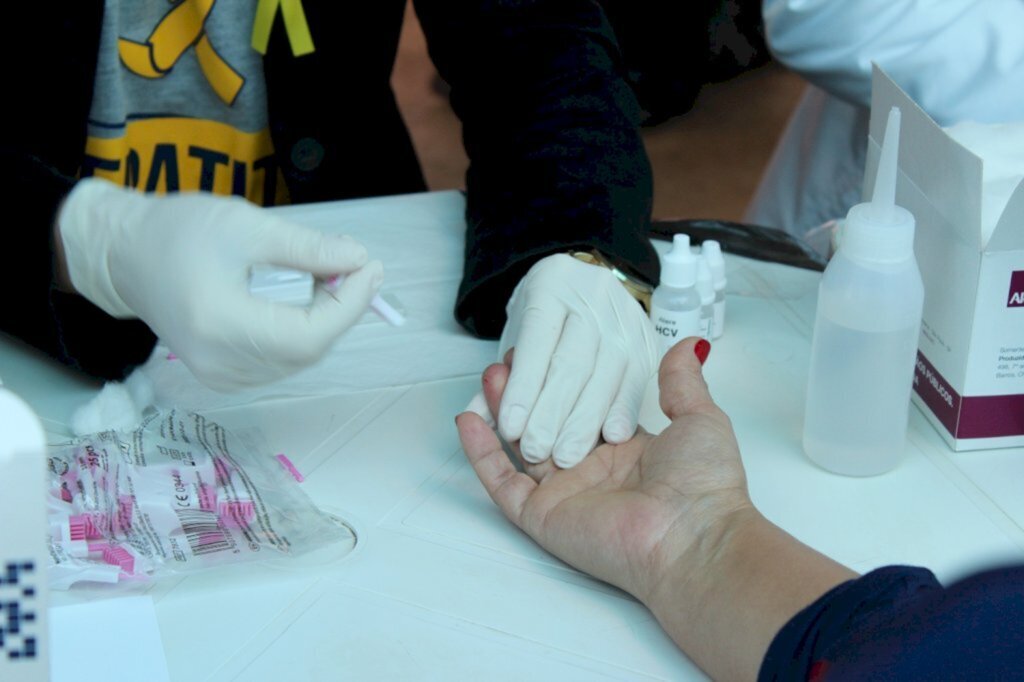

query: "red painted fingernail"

left=694, top=339, right=711, bottom=366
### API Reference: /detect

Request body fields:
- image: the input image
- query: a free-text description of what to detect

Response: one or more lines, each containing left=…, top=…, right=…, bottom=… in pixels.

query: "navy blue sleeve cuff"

left=759, top=564, right=1024, bottom=681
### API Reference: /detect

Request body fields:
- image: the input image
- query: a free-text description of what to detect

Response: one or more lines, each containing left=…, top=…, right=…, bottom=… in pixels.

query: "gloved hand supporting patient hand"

left=493, top=253, right=658, bottom=468
left=58, top=178, right=382, bottom=390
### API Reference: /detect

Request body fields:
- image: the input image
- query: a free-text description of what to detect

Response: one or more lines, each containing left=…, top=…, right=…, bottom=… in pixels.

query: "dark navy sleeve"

left=759, top=564, right=1024, bottom=681
left=414, top=0, right=660, bottom=338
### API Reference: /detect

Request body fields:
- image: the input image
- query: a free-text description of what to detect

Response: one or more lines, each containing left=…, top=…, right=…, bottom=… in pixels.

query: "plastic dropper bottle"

left=696, top=257, right=715, bottom=340
left=651, top=234, right=701, bottom=357
left=702, top=241, right=727, bottom=339
left=802, top=107, right=924, bottom=476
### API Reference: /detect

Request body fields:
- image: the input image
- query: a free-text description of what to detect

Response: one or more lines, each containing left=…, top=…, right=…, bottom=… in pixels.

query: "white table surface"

left=4, top=191, right=1023, bottom=681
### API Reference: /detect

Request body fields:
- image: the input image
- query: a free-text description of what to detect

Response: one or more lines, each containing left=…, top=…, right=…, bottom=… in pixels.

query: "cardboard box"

left=865, top=67, right=1024, bottom=450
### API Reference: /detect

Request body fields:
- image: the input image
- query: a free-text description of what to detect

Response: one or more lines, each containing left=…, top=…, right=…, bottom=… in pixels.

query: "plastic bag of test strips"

left=45, top=409, right=353, bottom=590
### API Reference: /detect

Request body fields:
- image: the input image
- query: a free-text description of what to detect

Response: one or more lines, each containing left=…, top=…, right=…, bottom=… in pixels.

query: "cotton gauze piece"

left=124, top=371, right=155, bottom=411
left=944, top=120, right=1024, bottom=248
left=71, top=381, right=144, bottom=436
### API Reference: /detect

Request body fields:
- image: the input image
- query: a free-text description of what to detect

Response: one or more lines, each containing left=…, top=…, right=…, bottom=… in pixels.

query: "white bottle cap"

left=661, top=234, right=697, bottom=288
left=841, top=107, right=916, bottom=264
left=701, top=240, right=727, bottom=288
left=696, top=258, right=714, bottom=305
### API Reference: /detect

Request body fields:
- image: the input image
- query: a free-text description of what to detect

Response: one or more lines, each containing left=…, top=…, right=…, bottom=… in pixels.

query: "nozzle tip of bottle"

left=870, top=106, right=902, bottom=214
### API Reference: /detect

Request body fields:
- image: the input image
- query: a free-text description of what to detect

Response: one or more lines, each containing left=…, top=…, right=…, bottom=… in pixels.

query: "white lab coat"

left=746, top=0, right=1024, bottom=256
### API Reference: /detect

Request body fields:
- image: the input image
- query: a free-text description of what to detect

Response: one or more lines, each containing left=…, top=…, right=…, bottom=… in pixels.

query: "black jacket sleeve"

left=1, top=6, right=156, bottom=380
left=759, top=564, right=1024, bottom=681
left=414, top=0, right=659, bottom=337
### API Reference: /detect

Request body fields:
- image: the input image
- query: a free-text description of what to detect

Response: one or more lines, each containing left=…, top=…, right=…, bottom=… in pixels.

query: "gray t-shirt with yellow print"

left=85, top=0, right=285, bottom=205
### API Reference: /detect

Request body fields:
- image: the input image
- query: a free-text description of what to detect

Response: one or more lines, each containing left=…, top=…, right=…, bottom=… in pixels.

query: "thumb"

left=260, top=219, right=370, bottom=276
left=658, top=338, right=715, bottom=421
left=253, top=260, right=383, bottom=360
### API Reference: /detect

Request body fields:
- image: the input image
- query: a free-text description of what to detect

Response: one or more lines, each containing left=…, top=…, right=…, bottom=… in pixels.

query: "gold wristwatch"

left=569, top=249, right=653, bottom=313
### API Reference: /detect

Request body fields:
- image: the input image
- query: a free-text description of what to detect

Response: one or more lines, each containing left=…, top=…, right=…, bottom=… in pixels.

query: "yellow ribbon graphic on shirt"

left=118, top=0, right=245, bottom=106
left=251, top=0, right=315, bottom=56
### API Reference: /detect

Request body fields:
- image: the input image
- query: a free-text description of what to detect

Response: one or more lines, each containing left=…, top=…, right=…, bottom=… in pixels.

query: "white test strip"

left=368, top=293, right=406, bottom=327
left=322, top=274, right=405, bottom=327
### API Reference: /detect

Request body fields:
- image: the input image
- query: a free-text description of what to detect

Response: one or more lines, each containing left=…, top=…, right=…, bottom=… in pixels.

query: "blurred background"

left=391, top=1, right=806, bottom=222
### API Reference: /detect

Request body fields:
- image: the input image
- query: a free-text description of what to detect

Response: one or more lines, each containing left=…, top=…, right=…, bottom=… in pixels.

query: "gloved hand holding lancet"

left=57, top=179, right=383, bottom=390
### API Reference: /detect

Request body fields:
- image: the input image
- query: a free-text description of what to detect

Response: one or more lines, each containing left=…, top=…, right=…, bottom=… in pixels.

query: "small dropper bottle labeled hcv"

left=650, top=234, right=702, bottom=357
left=802, top=107, right=925, bottom=476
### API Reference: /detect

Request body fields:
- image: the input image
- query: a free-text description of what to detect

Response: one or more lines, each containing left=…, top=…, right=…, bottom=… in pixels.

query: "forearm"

left=416, top=0, right=657, bottom=337
left=647, top=508, right=856, bottom=681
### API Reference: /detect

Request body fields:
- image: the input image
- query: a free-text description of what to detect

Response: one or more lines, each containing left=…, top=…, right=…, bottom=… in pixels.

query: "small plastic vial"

left=702, top=240, right=727, bottom=339
left=650, top=234, right=701, bottom=357
left=696, top=258, right=715, bottom=340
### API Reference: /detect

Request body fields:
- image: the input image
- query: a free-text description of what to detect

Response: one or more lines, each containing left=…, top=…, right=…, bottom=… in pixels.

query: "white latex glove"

left=483, top=253, right=658, bottom=468
left=58, top=178, right=382, bottom=390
